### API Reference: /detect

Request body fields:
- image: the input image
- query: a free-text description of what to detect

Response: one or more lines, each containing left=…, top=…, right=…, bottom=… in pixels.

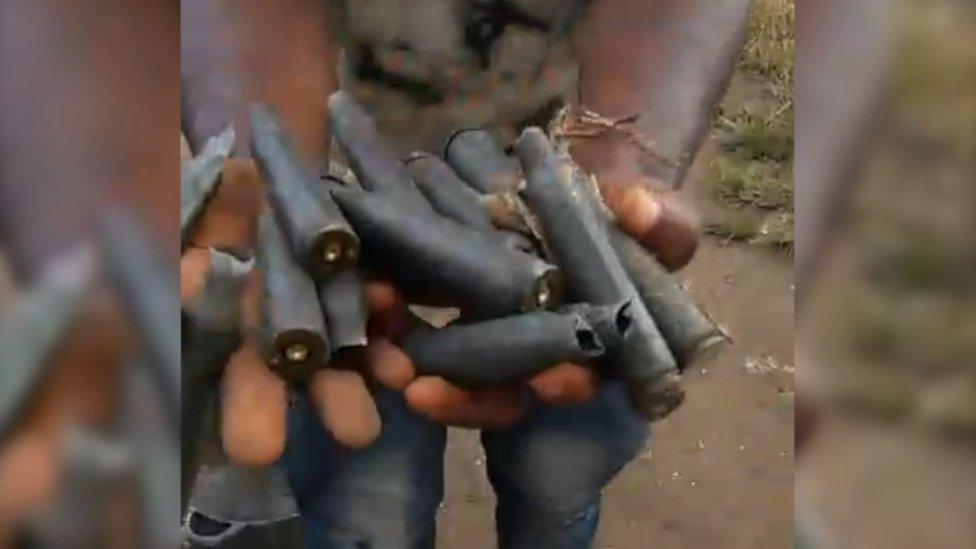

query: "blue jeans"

left=281, top=383, right=649, bottom=549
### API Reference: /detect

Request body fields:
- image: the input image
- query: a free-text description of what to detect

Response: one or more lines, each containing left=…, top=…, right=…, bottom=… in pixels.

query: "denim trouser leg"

left=281, top=388, right=447, bottom=549
left=482, top=381, right=650, bottom=549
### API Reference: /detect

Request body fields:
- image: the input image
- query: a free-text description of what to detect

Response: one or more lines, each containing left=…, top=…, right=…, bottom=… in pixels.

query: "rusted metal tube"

left=516, top=128, right=682, bottom=420
left=331, top=187, right=561, bottom=319
left=404, top=302, right=630, bottom=389
left=257, top=213, right=329, bottom=382
left=181, top=125, right=235, bottom=247
left=251, top=104, right=359, bottom=281
left=444, top=128, right=523, bottom=194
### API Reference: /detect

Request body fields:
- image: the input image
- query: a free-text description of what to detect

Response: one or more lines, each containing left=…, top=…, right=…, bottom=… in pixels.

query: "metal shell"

left=251, top=104, right=359, bottom=281
left=332, top=187, right=561, bottom=319
left=404, top=152, right=495, bottom=230
left=181, top=125, right=235, bottom=247
left=328, top=90, right=425, bottom=198
left=608, top=227, right=726, bottom=369
left=444, top=128, right=523, bottom=194
left=256, top=214, right=329, bottom=382
left=516, top=128, right=682, bottom=420
left=405, top=302, right=630, bottom=389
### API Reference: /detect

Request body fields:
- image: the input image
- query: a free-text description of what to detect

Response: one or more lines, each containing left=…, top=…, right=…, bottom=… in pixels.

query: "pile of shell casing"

left=192, top=91, right=727, bottom=423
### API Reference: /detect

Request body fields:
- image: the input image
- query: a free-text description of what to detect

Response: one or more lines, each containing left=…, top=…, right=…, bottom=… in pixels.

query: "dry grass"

left=707, top=0, right=794, bottom=250
left=739, top=0, right=795, bottom=109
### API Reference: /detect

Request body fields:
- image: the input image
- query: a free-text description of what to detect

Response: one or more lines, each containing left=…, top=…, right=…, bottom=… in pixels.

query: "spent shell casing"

left=516, top=128, right=682, bottom=420
left=404, top=302, right=629, bottom=389
left=181, top=125, right=235, bottom=247
left=328, top=91, right=427, bottom=201
left=445, top=126, right=725, bottom=370
left=444, top=128, right=523, bottom=194
left=331, top=187, right=562, bottom=319
left=607, top=226, right=726, bottom=369
left=257, top=214, right=329, bottom=382
left=251, top=104, right=359, bottom=280
left=403, top=152, right=495, bottom=230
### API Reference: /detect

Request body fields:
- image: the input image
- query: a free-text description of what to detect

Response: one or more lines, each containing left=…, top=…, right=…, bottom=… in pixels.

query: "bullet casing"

left=329, top=91, right=426, bottom=200
left=404, top=152, right=495, bottom=230
left=608, top=226, right=726, bottom=369
left=332, top=187, right=561, bottom=319
left=444, top=128, right=523, bottom=194
left=181, top=125, right=235, bottom=247
left=442, top=126, right=725, bottom=372
left=251, top=104, right=359, bottom=281
left=516, top=128, right=682, bottom=420
left=257, top=214, right=330, bottom=382
left=404, top=302, right=630, bottom=389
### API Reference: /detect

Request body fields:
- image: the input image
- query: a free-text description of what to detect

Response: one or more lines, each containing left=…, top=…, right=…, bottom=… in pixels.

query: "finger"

left=0, top=421, right=61, bottom=527
left=365, top=280, right=413, bottom=342
left=308, top=369, right=381, bottom=449
left=180, top=247, right=211, bottom=305
left=405, top=377, right=526, bottom=429
left=528, top=363, right=599, bottom=405
left=187, top=158, right=264, bottom=255
left=599, top=180, right=699, bottom=271
left=364, top=338, right=415, bottom=391
left=220, top=338, right=288, bottom=466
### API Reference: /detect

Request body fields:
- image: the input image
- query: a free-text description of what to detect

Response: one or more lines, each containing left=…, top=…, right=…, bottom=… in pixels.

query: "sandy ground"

left=435, top=75, right=796, bottom=548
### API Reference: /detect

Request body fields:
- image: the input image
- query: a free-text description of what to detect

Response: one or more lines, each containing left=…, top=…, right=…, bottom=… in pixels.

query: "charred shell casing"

left=608, top=226, right=726, bottom=369
left=404, top=302, right=630, bottom=389
left=446, top=126, right=723, bottom=368
left=566, top=169, right=726, bottom=369
left=250, top=104, right=359, bottom=280
left=317, top=267, right=369, bottom=352
left=404, top=153, right=537, bottom=253
left=516, top=128, right=682, bottom=420
left=257, top=214, right=329, bottom=382
left=329, top=91, right=426, bottom=200
left=181, top=248, right=251, bottom=511
left=331, top=188, right=562, bottom=319
left=306, top=179, right=370, bottom=352
left=444, top=128, right=523, bottom=194
left=403, top=152, right=495, bottom=230
left=181, top=125, right=235, bottom=247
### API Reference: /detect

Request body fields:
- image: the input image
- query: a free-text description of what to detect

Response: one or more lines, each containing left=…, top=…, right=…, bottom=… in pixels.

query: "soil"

left=435, top=73, right=796, bottom=548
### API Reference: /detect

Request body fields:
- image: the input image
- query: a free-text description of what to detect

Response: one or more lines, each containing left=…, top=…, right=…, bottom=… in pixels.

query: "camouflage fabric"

left=331, top=0, right=591, bottom=153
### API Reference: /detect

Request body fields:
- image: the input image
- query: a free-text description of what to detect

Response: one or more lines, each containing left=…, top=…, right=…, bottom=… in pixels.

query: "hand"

left=182, top=158, right=387, bottom=465
left=0, top=256, right=130, bottom=539
left=572, top=132, right=700, bottom=271
left=361, top=279, right=599, bottom=429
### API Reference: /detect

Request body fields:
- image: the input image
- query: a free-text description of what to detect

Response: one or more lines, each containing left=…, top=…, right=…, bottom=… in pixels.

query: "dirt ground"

left=435, top=73, right=796, bottom=548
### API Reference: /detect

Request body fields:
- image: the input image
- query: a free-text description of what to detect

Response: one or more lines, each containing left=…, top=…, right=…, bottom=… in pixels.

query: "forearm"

left=574, top=0, right=750, bottom=188
left=181, top=0, right=339, bottom=165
